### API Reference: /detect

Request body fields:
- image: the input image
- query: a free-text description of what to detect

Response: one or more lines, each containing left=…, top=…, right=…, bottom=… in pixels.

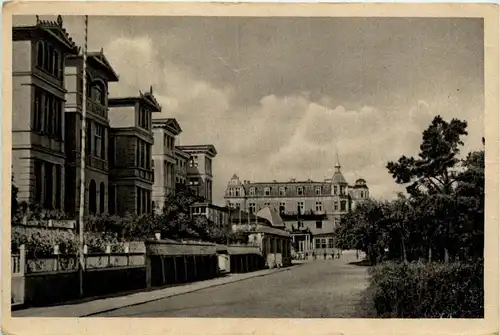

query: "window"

left=340, top=200, right=347, bottom=212
left=109, top=137, right=116, bottom=166
left=264, top=202, right=270, bottom=207
left=138, top=107, right=149, bottom=129
left=298, top=221, right=304, bottom=228
left=34, top=161, right=42, bottom=204
left=36, top=41, right=61, bottom=78
left=86, top=122, right=92, bottom=156
left=279, top=202, right=286, bottom=213
left=298, top=201, right=304, bottom=214
left=340, top=186, right=345, bottom=195
left=248, top=203, right=256, bottom=214
left=279, top=187, right=286, bottom=196
left=249, top=187, right=255, bottom=196
left=235, top=203, right=240, bottom=209
left=91, top=83, right=105, bottom=105
left=315, top=202, right=323, bottom=212
left=315, top=186, right=322, bottom=195
left=189, top=157, right=198, bottom=167
left=316, top=221, right=323, bottom=229
left=235, top=188, right=240, bottom=197
left=321, top=238, right=327, bottom=249
left=328, top=238, right=334, bottom=249
left=99, top=182, right=105, bottom=213
left=55, top=165, right=61, bottom=210
left=360, top=191, right=365, bottom=198
left=297, top=187, right=304, bottom=196
left=264, top=187, right=271, bottom=196
left=334, top=201, right=339, bottom=211
left=32, top=88, right=62, bottom=139
left=333, top=185, right=338, bottom=195
left=334, top=217, right=341, bottom=225
left=89, top=180, right=97, bottom=214
left=94, top=124, right=104, bottom=158
left=315, top=239, right=321, bottom=249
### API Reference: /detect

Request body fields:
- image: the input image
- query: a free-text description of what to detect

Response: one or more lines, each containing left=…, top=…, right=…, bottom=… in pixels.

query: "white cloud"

left=97, top=35, right=483, bottom=205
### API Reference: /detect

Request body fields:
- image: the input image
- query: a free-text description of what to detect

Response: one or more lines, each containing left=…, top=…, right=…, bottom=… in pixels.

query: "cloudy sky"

left=16, top=16, right=484, bottom=205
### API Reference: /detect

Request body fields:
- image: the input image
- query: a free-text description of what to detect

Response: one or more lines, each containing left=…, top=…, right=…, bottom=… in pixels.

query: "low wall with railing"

left=11, top=244, right=147, bottom=307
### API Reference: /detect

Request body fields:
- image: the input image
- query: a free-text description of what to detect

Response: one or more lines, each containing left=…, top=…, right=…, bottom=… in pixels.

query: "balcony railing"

left=85, top=155, right=108, bottom=171
left=87, top=100, right=107, bottom=119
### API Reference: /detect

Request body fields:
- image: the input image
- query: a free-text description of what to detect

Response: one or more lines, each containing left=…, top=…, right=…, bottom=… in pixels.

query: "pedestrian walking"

left=323, top=252, right=326, bottom=260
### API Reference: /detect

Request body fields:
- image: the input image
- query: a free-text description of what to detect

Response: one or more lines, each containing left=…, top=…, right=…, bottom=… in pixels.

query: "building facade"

left=176, top=145, right=217, bottom=203
left=224, top=159, right=369, bottom=257
left=64, top=49, right=119, bottom=216
left=151, top=118, right=182, bottom=211
left=174, top=147, right=190, bottom=192
left=108, top=87, right=161, bottom=215
left=12, top=16, right=79, bottom=211
left=190, top=202, right=231, bottom=231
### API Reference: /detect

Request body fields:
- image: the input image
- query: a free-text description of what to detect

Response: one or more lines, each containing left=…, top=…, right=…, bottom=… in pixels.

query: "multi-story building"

left=174, top=147, right=190, bottom=192
left=176, top=144, right=217, bottom=203
left=12, top=16, right=79, bottom=211
left=108, top=87, right=161, bottom=215
left=64, top=49, right=119, bottom=216
left=224, top=158, right=369, bottom=257
left=151, top=118, right=182, bottom=211
left=190, top=202, right=231, bottom=231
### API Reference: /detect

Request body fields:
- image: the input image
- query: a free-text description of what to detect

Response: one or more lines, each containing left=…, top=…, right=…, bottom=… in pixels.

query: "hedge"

left=369, top=260, right=483, bottom=318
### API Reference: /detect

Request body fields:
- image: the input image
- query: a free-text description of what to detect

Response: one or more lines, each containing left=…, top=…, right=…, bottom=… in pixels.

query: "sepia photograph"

left=2, top=2, right=499, bottom=335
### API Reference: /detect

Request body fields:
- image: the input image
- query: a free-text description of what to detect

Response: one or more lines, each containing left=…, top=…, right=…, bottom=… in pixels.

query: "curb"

left=82, top=266, right=292, bottom=317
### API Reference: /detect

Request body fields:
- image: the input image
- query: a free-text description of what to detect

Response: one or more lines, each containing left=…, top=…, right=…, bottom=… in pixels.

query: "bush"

left=370, top=261, right=483, bottom=318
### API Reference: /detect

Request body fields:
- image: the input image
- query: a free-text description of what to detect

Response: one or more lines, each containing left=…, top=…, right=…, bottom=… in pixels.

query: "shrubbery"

left=369, top=260, right=483, bottom=318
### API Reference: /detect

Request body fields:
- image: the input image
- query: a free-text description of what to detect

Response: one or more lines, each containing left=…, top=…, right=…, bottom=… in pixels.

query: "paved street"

left=96, top=251, right=373, bottom=318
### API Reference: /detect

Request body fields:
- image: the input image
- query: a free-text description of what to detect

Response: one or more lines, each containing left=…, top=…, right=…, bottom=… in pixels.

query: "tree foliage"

left=336, top=116, right=483, bottom=265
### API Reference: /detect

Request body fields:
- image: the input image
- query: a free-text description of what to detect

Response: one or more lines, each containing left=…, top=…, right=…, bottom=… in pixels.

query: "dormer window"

left=279, top=187, right=286, bottom=196
left=235, top=188, right=240, bottom=197
left=249, top=187, right=255, bottom=196
left=264, top=187, right=271, bottom=196
left=297, top=187, right=304, bottom=196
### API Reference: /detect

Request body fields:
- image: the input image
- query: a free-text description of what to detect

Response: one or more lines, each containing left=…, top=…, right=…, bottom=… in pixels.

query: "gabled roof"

left=256, top=207, right=285, bottom=228
left=13, top=15, right=80, bottom=55
left=174, top=147, right=191, bottom=159
left=176, top=144, right=217, bottom=157
left=87, top=50, right=119, bottom=82
left=109, top=86, right=162, bottom=112
left=152, top=118, right=182, bottom=135
left=140, top=87, right=162, bottom=112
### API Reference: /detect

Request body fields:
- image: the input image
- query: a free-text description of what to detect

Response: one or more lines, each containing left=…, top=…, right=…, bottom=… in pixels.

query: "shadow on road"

left=348, top=259, right=372, bottom=267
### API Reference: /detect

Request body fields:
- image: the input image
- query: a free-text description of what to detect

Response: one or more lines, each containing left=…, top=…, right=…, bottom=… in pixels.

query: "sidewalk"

left=12, top=266, right=291, bottom=318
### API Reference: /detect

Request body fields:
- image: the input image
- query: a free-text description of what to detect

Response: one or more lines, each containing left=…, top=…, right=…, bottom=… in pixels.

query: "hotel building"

left=224, top=158, right=369, bottom=256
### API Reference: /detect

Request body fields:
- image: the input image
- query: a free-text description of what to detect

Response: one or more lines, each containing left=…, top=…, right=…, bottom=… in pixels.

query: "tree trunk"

left=428, top=244, right=432, bottom=263
left=444, top=248, right=449, bottom=264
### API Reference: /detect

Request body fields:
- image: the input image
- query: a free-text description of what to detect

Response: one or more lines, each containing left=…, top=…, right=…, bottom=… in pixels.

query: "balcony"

left=110, top=167, right=153, bottom=182
left=87, top=100, right=107, bottom=119
left=85, top=155, right=108, bottom=171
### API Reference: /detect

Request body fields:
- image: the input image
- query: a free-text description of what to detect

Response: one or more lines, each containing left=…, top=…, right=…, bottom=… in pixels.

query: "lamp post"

left=78, top=14, right=89, bottom=297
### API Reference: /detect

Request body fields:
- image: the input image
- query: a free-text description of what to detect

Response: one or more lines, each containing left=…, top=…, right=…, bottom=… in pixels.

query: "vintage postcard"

left=1, top=2, right=499, bottom=335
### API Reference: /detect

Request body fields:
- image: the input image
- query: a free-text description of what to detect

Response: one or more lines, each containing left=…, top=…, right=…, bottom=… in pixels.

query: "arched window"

left=99, top=182, right=105, bottom=213
left=91, top=82, right=105, bottom=105
left=36, top=41, right=45, bottom=67
left=89, top=180, right=97, bottom=214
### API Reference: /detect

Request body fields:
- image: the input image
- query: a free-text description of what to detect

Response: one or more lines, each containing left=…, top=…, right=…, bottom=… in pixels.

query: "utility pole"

left=78, top=14, right=89, bottom=297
